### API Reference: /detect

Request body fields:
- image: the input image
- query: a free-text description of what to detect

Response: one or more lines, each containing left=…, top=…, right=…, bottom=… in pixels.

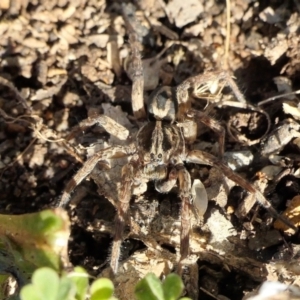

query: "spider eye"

left=158, top=153, right=162, bottom=159
left=150, top=153, right=155, bottom=160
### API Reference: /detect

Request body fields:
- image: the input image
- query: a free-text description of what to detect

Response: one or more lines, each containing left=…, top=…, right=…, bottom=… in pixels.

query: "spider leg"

left=176, top=71, right=239, bottom=157
left=177, top=167, right=201, bottom=300
left=186, top=150, right=298, bottom=232
left=177, top=167, right=192, bottom=272
left=178, top=70, right=270, bottom=144
left=177, top=71, right=247, bottom=105
left=110, top=162, right=135, bottom=274
left=188, top=109, right=225, bottom=158
left=122, top=4, right=146, bottom=120
left=58, top=146, right=133, bottom=207
left=67, top=115, right=129, bottom=142
left=155, top=167, right=178, bottom=193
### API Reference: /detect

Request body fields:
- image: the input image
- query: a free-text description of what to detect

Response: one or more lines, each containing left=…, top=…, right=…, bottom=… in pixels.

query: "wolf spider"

left=58, top=6, right=296, bottom=276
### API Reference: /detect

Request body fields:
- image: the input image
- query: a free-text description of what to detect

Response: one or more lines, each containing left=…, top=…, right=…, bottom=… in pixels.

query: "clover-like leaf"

left=162, top=274, right=184, bottom=300
left=20, top=267, right=77, bottom=300
left=20, top=284, right=43, bottom=300
left=135, top=273, right=164, bottom=300
left=57, top=276, right=76, bottom=299
left=69, top=266, right=89, bottom=300
left=20, top=268, right=60, bottom=300
left=90, top=278, right=115, bottom=300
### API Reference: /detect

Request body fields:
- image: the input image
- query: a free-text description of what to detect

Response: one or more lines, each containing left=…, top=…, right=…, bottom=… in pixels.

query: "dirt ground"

left=1, top=0, right=300, bottom=299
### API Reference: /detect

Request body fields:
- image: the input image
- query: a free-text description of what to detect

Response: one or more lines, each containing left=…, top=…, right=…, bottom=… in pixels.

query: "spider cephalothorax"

left=137, top=121, right=184, bottom=164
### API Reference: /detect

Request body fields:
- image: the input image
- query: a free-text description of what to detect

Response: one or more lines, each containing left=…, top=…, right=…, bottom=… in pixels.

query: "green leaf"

left=69, top=267, right=89, bottom=300
left=20, top=284, right=43, bottom=300
left=21, top=268, right=77, bottom=300
left=162, top=274, right=184, bottom=300
left=90, top=278, right=114, bottom=300
left=31, top=268, right=59, bottom=300
left=135, top=273, right=164, bottom=300
left=57, top=276, right=75, bottom=300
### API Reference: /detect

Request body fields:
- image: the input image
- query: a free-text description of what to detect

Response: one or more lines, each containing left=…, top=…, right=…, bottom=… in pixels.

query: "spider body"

left=58, top=3, right=297, bottom=281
